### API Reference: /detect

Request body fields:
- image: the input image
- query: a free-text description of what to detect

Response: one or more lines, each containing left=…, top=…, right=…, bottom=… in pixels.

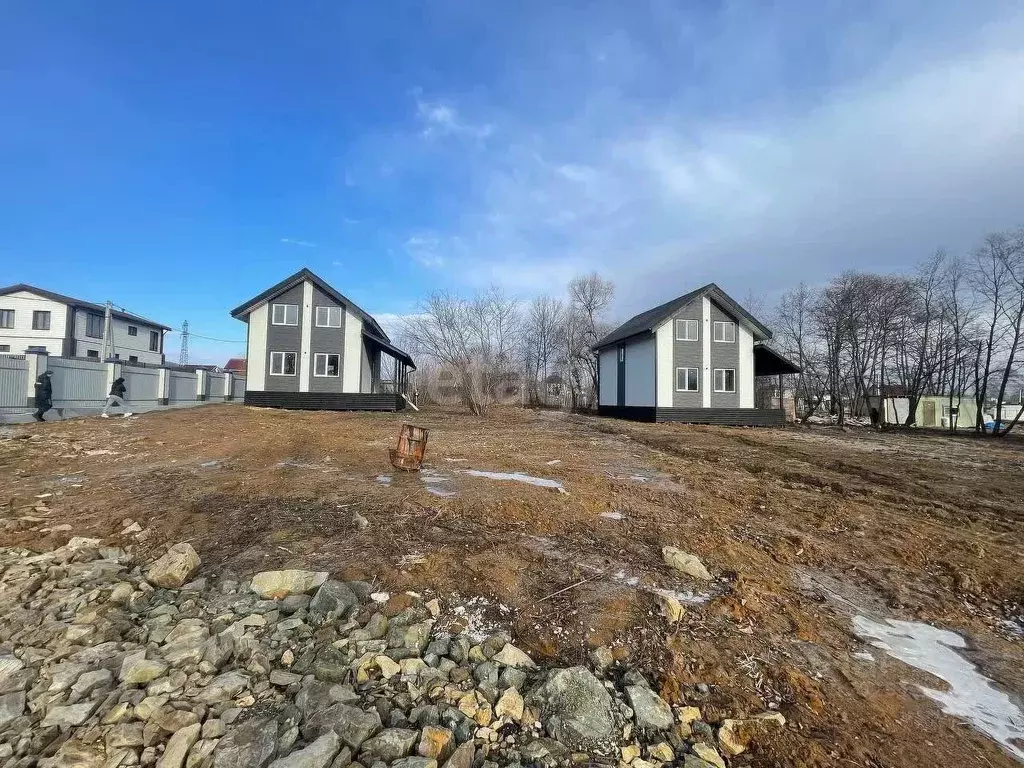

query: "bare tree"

left=523, top=295, right=565, bottom=404
left=565, top=273, right=614, bottom=408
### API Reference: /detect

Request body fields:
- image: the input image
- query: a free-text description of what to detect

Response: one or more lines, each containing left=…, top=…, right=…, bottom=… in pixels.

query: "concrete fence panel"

left=49, top=357, right=108, bottom=409
left=168, top=371, right=198, bottom=403
left=231, top=376, right=246, bottom=400
left=0, top=355, right=29, bottom=414
left=122, top=364, right=160, bottom=405
left=207, top=372, right=226, bottom=402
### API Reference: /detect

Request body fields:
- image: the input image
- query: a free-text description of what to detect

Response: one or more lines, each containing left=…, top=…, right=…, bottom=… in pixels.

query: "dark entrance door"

left=617, top=345, right=625, bottom=407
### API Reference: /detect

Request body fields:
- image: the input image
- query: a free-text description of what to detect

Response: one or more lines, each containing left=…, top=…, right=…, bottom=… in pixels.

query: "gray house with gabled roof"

left=230, top=268, right=415, bottom=411
left=593, top=283, right=798, bottom=425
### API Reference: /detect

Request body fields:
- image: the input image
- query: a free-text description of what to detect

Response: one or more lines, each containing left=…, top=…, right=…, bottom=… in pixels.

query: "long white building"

left=0, top=283, right=170, bottom=364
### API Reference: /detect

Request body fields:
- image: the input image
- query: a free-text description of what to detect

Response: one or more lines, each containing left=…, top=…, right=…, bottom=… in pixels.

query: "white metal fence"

left=49, top=357, right=107, bottom=409
left=122, top=364, right=160, bottom=404
left=0, top=353, right=246, bottom=420
left=207, top=372, right=226, bottom=401
left=168, top=371, right=195, bottom=403
left=0, top=355, right=28, bottom=414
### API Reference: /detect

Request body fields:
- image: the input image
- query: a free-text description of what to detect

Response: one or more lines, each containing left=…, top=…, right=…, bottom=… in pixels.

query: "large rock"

left=302, top=703, right=381, bottom=749
left=120, top=652, right=169, bottom=684
left=308, top=580, right=358, bottom=620
left=417, top=726, right=454, bottom=762
left=251, top=570, right=329, bottom=599
left=625, top=685, right=674, bottom=731
left=147, top=543, right=202, bottom=589
left=361, top=728, right=419, bottom=762
left=662, top=547, right=711, bottom=580
left=41, top=700, right=98, bottom=728
left=214, top=715, right=279, bottom=768
left=0, top=691, right=25, bottom=730
left=491, top=643, right=536, bottom=668
left=158, top=722, right=201, bottom=768
left=717, top=712, right=786, bottom=756
left=197, top=671, right=250, bottom=704
left=268, top=731, right=341, bottom=768
left=526, top=666, right=615, bottom=749
left=441, top=741, right=474, bottom=768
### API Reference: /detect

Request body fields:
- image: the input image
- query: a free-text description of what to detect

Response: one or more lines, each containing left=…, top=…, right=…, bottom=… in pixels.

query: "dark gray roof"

left=753, top=344, right=801, bottom=375
left=593, top=283, right=772, bottom=350
left=0, top=283, right=172, bottom=330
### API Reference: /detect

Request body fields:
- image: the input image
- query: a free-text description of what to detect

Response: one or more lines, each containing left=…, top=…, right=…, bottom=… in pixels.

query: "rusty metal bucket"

left=389, top=424, right=429, bottom=471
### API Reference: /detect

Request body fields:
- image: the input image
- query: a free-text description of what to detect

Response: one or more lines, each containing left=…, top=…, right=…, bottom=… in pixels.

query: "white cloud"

left=415, top=93, right=493, bottom=140
left=280, top=238, right=317, bottom=248
left=392, top=8, right=1024, bottom=318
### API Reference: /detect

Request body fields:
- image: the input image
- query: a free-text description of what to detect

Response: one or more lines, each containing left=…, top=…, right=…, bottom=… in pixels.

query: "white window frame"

left=713, top=321, right=736, bottom=343
left=675, top=367, right=699, bottom=392
left=713, top=368, right=736, bottom=393
left=313, top=352, right=341, bottom=377
left=271, top=303, right=299, bottom=326
left=269, top=351, right=297, bottom=376
left=315, top=306, right=343, bottom=328
left=675, top=319, right=698, bottom=341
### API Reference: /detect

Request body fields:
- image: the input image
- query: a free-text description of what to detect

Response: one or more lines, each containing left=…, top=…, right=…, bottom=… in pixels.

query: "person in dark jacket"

left=33, top=370, right=53, bottom=422
left=101, top=377, right=134, bottom=418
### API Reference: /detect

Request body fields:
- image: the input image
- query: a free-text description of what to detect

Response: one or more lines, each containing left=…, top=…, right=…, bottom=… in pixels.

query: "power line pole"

left=179, top=321, right=189, bottom=366
left=102, top=301, right=116, bottom=360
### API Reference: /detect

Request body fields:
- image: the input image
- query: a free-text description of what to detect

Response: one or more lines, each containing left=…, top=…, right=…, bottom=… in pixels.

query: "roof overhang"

left=754, top=345, right=801, bottom=376
left=363, top=331, right=416, bottom=370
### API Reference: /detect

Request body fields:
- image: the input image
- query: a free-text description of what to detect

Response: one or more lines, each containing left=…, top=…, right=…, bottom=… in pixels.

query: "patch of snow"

left=853, top=615, right=1024, bottom=761
left=460, top=469, right=565, bottom=492
left=375, top=475, right=392, bottom=485
left=599, top=511, right=624, bottom=520
left=545, top=459, right=562, bottom=465
left=370, top=592, right=390, bottom=603
left=426, top=487, right=457, bottom=498
left=649, top=586, right=711, bottom=605
left=852, top=651, right=875, bottom=662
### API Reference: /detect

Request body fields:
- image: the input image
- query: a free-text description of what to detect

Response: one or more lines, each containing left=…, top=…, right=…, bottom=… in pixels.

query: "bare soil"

left=2, top=404, right=1023, bottom=767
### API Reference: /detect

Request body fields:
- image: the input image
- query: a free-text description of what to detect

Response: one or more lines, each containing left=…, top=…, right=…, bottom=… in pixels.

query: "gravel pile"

left=0, top=538, right=784, bottom=768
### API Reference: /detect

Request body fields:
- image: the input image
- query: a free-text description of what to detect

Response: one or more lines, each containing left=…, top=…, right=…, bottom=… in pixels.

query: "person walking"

left=33, top=370, right=53, bottom=422
left=101, top=376, right=134, bottom=418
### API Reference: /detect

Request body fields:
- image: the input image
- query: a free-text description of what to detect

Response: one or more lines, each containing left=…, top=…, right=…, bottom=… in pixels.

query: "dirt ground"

left=2, top=404, right=1023, bottom=767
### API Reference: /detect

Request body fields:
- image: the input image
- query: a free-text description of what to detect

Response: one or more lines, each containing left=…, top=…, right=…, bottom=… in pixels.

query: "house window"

left=86, top=349, right=99, bottom=359
left=713, top=321, right=736, bottom=343
left=32, top=311, right=51, bottom=330
left=314, top=353, right=341, bottom=377
left=714, top=368, right=736, bottom=393
left=129, top=355, right=138, bottom=363
left=0, top=345, right=10, bottom=353
left=86, top=313, right=104, bottom=338
left=675, top=367, right=699, bottom=392
left=149, top=330, right=160, bottom=352
left=315, top=306, right=343, bottom=328
left=675, top=319, right=698, bottom=341
left=127, top=325, right=138, bottom=336
left=0, top=310, right=14, bottom=328
left=271, top=303, right=299, bottom=326
left=270, top=351, right=297, bottom=376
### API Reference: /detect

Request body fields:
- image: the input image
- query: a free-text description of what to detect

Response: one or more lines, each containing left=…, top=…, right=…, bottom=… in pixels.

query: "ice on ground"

left=853, top=615, right=1024, bottom=761
left=852, top=651, right=875, bottom=662
left=375, top=475, right=392, bottom=485
left=460, top=469, right=565, bottom=492
left=426, top=487, right=457, bottom=498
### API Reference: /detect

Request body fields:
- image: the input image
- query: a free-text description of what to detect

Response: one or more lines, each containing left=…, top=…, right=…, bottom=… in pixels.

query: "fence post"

left=24, top=352, right=49, bottom=408
left=156, top=367, right=170, bottom=406
left=105, top=360, right=122, bottom=398
left=224, top=372, right=234, bottom=401
left=196, top=369, right=207, bottom=401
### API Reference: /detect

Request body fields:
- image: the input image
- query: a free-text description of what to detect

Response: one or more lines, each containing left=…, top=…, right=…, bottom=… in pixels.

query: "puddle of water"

left=460, top=469, right=565, bottom=492
left=853, top=615, right=1024, bottom=761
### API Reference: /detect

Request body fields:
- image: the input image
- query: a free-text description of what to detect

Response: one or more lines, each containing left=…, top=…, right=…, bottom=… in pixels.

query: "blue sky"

left=2, top=1, right=1023, bottom=363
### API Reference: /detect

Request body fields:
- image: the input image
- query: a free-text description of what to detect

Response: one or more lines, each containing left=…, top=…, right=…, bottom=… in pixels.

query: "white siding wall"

left=360, top=341, right=372, bottom=393
left=624, top=337, right=655, bottom=407
left=246, top=303, right=268, bottom=390
left=71, top=309, right=164, bottom=364
left=0, top=291, right=67, bottom=354
left=701, top=296, right=712, bottom=408
left=738, top=324, right=754, bottom=408
left=342, top=309, right=363, bottom=393
left=298, top=281, right=313, bottom=393
left=655, top=321, right=673, bottom=407
left=598, top=349, right=617, bottom=406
